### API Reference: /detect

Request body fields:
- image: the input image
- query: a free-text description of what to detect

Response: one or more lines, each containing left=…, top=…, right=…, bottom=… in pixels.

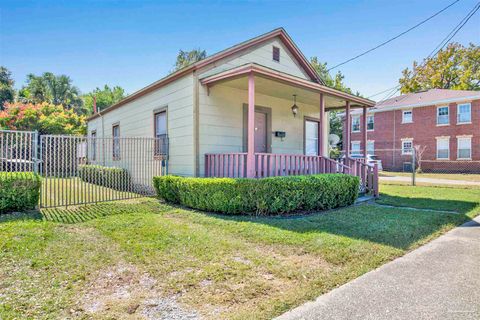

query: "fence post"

left=373, top=162, right=379, bottom=198
left=33, top=131, right=39, bottom=174
left=412, top=147, right=416, bottom=186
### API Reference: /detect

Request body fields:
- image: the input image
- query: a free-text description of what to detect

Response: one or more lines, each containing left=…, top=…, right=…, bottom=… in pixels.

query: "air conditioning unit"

left=403, top=162, right=412, bottom=172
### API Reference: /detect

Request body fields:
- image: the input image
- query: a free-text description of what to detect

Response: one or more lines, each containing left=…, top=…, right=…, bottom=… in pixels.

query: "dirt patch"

left=77, top=262, right=200, bottom=319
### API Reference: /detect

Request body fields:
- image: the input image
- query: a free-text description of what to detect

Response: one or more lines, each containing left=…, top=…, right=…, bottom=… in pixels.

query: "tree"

left=310, top=57, right=361, bottom=145
left=83, top=85, right=126, bottom=114
left=18, top=72, right=84, bottom=114
left=0, top=102, right=86, bottom=135
left=414, top=145, right=427, bottom=173
left=0, top=66, right=15, bottom=109
left=399, top=43, right=480, bottom=93
left=173, top=49, right=207, bottom=71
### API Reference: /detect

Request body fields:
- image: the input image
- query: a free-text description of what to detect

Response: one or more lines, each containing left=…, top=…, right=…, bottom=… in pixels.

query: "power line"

left=327, top=0, right=461, bottom=72
left=368, top=1, right=480, bottom=102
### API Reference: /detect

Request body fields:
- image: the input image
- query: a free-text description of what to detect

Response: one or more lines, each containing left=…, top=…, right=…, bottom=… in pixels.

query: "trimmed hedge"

left=78, top=165, right=132, bottom=191
left=0, top=172, right=41, bottom=213
left=153, top=174, right=359, bottom=215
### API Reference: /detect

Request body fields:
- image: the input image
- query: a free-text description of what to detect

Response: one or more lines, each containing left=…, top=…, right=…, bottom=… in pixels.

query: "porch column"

left=362, top=106, right=367, bottom=158
left=319, top=93, right=325, bottom=157
left=246, top=73, right=255, bottom=178
left=345, top=101, right=351, bottom=156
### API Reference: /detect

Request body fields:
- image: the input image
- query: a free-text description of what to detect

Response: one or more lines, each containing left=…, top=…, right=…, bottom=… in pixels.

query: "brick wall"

left=343, top=99, right=480, bottom=172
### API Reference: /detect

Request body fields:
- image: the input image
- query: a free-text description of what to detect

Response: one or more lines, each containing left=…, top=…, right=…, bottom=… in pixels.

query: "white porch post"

left=246, top=73, right=255, bottom=178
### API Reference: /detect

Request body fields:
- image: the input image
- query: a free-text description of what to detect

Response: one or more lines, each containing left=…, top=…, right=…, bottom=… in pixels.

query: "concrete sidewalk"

left=277, top=216, right=480, bottom=320
left=380, top=175, right=480, bottom=186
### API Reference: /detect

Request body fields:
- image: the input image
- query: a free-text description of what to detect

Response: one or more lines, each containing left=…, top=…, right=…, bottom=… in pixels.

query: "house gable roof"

left=88, top=28, right=323, bottom=120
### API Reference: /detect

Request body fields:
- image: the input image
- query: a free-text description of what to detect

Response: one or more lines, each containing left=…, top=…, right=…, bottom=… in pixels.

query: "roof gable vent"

left=272, top=46, right=280, bottom=62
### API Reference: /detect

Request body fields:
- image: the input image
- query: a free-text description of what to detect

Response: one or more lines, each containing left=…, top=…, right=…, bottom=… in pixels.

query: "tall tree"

left=173, top=49, right=207, bottom=71
left=18, top=72, right=84, bottom=114
left=399, top=43, right=480, bottom=93
left=0, top=66, right=15, bottom=109
left=83, top=85, right=126, bottom=114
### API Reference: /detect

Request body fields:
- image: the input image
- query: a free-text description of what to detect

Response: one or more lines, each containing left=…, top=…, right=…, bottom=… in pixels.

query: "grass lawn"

left=380, top=171, right=480, bottom=182
left=1, top=185, right=479, bottom=319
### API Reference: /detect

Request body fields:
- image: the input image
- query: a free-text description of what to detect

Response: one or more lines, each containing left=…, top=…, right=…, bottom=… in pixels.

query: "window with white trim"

left=436, top=137, right=449, bottom=160
left=457, top=137, right=472, bottom=160
left=402, top=139, right=413, bottom=155
left=457, top=103, right=471, bottom=124
left=112, top=124, right=120, bottom=160
left=402, top=110, right=412, bottom=123
left=351, top=141, right=361, bottom=155
left=437, top=106, right=449, bottom=125
left=352, top=116, right=360, bottom=132
left=367, top=140, right=374, bottom=155
left=367, top=115, right=374, bottom=131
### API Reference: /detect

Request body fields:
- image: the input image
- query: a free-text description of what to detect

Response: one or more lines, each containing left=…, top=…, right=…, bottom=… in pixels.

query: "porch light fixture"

left=291, top=94, right=299, bottom=117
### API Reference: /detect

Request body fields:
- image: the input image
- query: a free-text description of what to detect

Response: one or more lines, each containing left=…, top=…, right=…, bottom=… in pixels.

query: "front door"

left=255, top=111, right=267, bottom=153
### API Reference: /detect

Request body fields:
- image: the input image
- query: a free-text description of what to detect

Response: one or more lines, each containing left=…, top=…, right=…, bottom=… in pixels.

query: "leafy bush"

left=0, top=172, right=41, bottom=213
left=153, top=174, right=359, bottom=215
left=78, top=165, right=131, bottom=191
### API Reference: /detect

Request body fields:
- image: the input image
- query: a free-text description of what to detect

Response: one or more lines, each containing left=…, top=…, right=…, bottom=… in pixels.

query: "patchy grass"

left=1, top=185, right=479, bottom=319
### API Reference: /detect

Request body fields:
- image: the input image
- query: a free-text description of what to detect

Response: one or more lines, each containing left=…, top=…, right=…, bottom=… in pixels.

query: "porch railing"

left=205, top=153, right=379, bottom=196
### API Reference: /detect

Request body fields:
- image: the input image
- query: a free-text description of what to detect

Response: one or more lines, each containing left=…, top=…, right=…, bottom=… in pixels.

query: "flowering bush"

left=0, top=102, right=86, bottom=135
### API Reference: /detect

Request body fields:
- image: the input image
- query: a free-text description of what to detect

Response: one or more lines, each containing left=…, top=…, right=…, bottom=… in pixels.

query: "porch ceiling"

left=200, top=63, right=375, bottom=109
left=220, top=75, right=347, bottom=109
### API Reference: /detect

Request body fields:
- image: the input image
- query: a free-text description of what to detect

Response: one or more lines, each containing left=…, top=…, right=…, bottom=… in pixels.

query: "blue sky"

left=1, top=0, right=479, bottom=100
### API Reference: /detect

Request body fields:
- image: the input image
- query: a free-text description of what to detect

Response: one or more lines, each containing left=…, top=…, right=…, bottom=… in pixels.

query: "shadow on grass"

left=197, top=195, right=476, bottom=250
left=376, top=194, right=478, bottom=214
left=0, top=198, right=167, bottom=224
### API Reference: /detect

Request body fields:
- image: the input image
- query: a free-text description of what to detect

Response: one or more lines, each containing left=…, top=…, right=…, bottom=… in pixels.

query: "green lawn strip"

left=1, top=185, right=478, bottom=320
left=378, top=184, right=480, bottom=216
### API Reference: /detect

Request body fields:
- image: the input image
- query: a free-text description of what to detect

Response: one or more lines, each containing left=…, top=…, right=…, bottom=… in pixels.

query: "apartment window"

left=436, top=137, right=449, bottom=160
left=112, top=124, right=120, bottom=160
left=437, top=106, right=449, bottom=125
left=457, top=137, right=472, bottom=160
left=154, top=110, right=167, bottom=156
left=352, top=116, right=360, bottom=132
left=367, top=140, right=375, bottom=155
left=402, top=110, right=412, bottom=123
left=272, top=46, right=280, bottom=62
left=402, top=139, right=413, bottom=155
left=91, top=130, right=97, bottom=161
left=305, top=119, right=319, bottom=156
left=367, top=115, right=374, bottom=131
left=457, top=103, right=471, bottom=124
left=351, top=141, right=361, bottom=155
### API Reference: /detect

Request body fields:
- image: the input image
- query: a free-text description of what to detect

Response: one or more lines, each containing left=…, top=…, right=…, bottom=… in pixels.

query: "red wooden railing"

left=340, top=157, right=379, bottom=196
left=204, top=153, right=378, bottom=196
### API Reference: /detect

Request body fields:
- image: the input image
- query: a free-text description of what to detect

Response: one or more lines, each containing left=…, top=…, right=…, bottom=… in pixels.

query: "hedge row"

left=78, top=165, right=132, bottom=191
left=153, top=174, right=359, bottom=215
left=0, top=172, right=41, bottom=214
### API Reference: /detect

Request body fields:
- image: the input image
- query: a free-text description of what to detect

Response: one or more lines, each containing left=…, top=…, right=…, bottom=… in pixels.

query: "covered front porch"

left=199, top=63, right=377, bottom=194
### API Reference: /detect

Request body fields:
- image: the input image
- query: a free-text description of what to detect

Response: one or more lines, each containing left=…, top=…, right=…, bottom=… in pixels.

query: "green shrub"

left=0, top=172, right=41, bottom=213
left=153, top=174, right=359, bottom=215
left=78, top=165, right=132, bottom=191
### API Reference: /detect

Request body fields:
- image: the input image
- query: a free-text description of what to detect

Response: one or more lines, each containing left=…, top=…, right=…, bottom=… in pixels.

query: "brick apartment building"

left=343, top=89, right=480, bottom=173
